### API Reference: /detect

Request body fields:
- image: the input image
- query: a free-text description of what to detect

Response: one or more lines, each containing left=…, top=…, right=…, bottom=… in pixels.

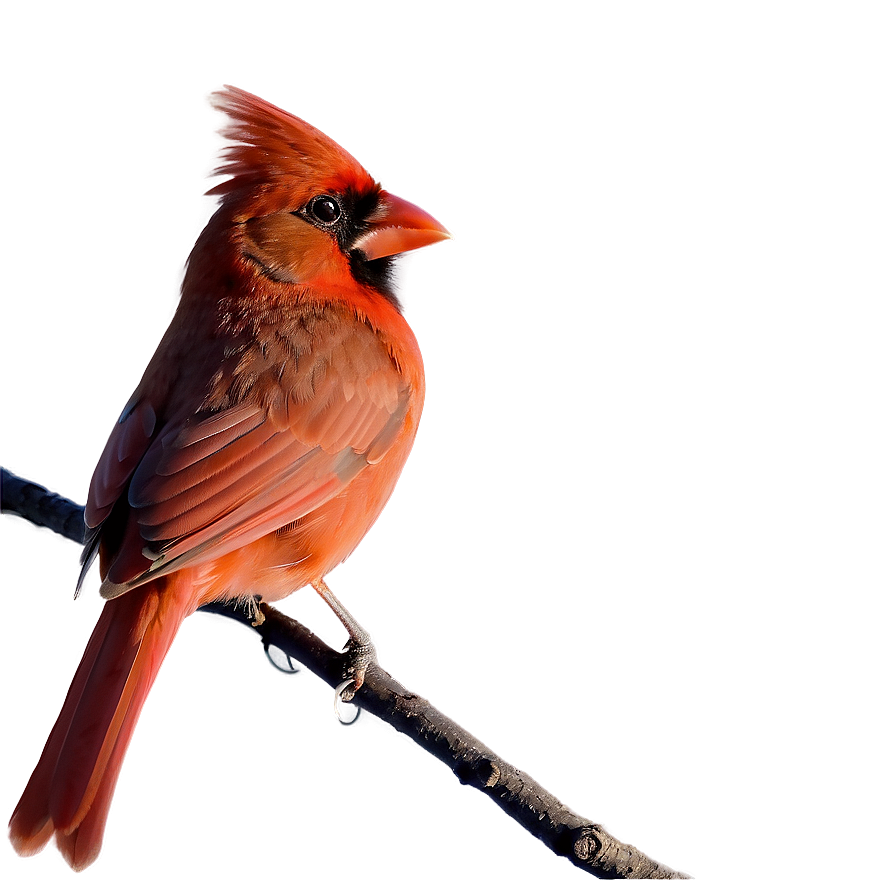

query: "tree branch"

left=1, top=466, right=690, bottom=880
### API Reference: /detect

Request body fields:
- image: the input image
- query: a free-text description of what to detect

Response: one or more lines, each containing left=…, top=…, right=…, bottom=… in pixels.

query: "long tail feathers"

left=9, top=580, right=190, bottom=871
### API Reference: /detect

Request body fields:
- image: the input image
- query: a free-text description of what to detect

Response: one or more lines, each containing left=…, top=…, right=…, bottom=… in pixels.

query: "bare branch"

left=1, top=467, right=87, bottom=542
left=1, top=466, right=690, bottom=880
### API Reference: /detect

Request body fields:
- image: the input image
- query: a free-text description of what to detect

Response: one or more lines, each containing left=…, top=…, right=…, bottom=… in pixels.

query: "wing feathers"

left=153, top=447, right=366, bottom=568
left=152, top=405, right=268, bottom=478
left=138, top=433, right=307, bottom=540
left=132, top=419, right=280, bottom=508
left=169, top=403, right=264, bottom=448
left=86, top=400, right=157, bottom=528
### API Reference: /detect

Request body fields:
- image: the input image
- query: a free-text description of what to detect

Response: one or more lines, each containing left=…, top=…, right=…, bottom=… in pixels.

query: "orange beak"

left=353, top=191, right=450, bottom=260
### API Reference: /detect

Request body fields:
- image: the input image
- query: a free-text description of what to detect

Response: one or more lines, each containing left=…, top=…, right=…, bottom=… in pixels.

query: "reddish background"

left=0, top=2, right=896, bottom=894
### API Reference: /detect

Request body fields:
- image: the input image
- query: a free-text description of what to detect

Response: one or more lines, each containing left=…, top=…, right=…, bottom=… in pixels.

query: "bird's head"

left=201, top=86, right=449, bottom=302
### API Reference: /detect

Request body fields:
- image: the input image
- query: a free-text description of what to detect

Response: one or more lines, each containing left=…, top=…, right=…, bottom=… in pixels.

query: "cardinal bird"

left=9, top=86, right=448, bottom=871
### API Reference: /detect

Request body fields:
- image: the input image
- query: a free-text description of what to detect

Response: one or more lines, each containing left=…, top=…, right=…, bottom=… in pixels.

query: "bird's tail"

left=9, top=578, right=190, bottom=871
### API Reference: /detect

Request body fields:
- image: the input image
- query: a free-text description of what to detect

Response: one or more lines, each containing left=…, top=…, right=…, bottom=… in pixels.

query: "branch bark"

left=1, top=466, right=690, bottom=880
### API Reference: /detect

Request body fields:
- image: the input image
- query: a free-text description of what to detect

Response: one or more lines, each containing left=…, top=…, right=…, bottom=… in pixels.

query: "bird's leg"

left=311, top=579, right=376, bottom=701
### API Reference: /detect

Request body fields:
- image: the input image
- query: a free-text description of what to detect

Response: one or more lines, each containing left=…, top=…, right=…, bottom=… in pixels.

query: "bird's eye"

left=308, top=195, right=341, bottom=225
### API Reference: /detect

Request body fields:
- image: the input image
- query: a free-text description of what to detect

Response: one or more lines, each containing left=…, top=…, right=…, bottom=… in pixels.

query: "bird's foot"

left=339, top=635, right=377, bottom=701
left=333, top=636, right=377, bottom=725
left=245, top=596, right=265, bottom=627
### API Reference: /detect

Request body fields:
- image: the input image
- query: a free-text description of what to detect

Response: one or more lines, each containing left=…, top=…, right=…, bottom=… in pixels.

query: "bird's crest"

left=208, top=86, right=375, bottom=205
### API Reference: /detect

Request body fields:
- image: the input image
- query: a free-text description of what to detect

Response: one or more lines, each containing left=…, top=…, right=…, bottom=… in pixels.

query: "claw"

left=264, top=641, right=300, bottom=674
left=334, top=680, right=361, bottom=725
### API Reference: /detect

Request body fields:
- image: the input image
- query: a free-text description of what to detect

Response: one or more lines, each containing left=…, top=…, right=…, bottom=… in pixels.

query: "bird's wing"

left=83, top=318, right=410, bottom=594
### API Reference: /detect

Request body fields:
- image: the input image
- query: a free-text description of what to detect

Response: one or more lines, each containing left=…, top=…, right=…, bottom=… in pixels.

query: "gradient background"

left=2, top=2, right=893, bottom=893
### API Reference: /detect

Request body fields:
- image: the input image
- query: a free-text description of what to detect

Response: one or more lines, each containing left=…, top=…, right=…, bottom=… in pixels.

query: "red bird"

left=9, top=87, right=448, bottom=871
